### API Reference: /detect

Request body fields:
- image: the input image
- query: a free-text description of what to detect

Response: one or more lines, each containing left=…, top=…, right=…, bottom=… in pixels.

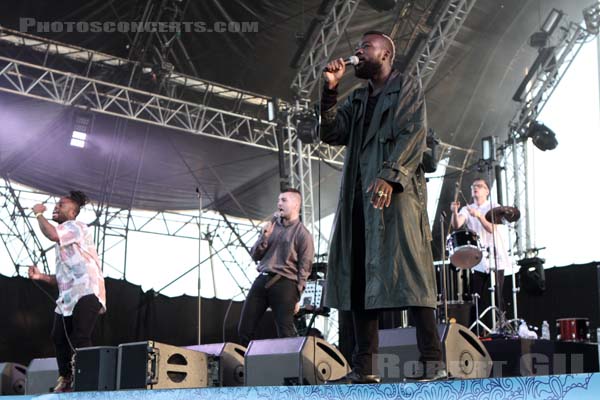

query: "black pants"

left=51, top=294, right=102, bottom=377
left=350, top=185, right=442, bottom=375
left=238, top=274, right=299, bottom=347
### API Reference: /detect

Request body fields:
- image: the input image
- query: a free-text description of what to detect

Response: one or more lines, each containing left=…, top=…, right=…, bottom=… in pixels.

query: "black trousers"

left=350, top=186, right=442, bottom=375
left=238, top=274, right=300, bottom=347
left=51, top=294, right=102, bottom=377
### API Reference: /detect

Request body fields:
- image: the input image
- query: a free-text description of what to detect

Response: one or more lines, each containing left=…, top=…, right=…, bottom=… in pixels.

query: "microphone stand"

left=196, top=188, right=203, bottom=345
left=482, top=159, right=514, bottom=336
left=440, top=212, right=449, bottom=324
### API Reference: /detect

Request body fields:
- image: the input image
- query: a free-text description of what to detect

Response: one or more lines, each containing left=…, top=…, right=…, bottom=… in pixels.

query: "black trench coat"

left=321, top=71, right=437, bottom=311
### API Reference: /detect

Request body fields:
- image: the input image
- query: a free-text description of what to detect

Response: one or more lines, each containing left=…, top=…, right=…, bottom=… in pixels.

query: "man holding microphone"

left=237, top=188, right=314, bottom=346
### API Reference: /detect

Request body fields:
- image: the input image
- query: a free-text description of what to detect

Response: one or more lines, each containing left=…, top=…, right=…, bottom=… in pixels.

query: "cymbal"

left=485, top=206, right=521, bottom=224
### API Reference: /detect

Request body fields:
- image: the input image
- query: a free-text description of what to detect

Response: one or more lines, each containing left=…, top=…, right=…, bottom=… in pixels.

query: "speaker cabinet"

left=186, top=343, right=245, bottom=386
left=74, top=346, right=118, bottom=392
left=117, top=341, right=217, bottom=390
left=0, top=363, right=26, bottom=395
left=25, top=358, right=58, bottom=394
left=376, top=323, right=492, bottom=381
left=244, top=336, right=349, bottom=386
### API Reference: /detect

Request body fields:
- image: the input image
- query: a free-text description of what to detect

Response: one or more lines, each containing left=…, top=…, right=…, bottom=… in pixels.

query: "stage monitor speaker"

left=0, top=363, right=26, bottom=395
left=244, top=336, right=349, bottom=386
left=376, top=323, right=492, bottom=382
left=185, top=343, right=245, bottom=386
left=117, top=341, right=217, bottom=390
left=74, top=346, right=118, bottom=392
left=25, top=357, right=58, bottom=394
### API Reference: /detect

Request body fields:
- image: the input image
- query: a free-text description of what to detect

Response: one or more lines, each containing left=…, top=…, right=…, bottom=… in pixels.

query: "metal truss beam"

left=509, top=21, right=589, bottom=138
left=503, top=13, right=596, bottom=257
left=408, top=0, right=478, bottom=89
left=0, top=26, right=269, bottom=107
left=0, top=55, right=345, bottom=166
left=0, top=177, right=50, bottom=274
left=89, top=204, right=259, bottom=284
left=0, top=26, right=345, bottom=165
left=0, top=55, right=280, bottom=148
left=0, top=181, right=260, bottom=295
left=290, top=0, right=362, bottom=99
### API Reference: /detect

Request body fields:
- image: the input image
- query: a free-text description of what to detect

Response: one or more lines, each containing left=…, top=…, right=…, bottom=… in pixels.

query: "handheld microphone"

left=271, top=212, right=282, bottom=224
left=323, top=56, right=360, bottom=72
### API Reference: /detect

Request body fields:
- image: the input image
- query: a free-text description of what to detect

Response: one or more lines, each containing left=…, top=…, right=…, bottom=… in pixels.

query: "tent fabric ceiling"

left=0, top=0, right=592, bottom=220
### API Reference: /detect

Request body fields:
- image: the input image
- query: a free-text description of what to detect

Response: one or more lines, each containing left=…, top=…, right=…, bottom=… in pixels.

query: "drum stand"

left=505, top=222, right=521, bottom=331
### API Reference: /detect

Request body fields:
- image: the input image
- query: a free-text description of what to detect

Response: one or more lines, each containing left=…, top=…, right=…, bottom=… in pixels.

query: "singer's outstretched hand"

left=323, top=58, right=346, bottom=89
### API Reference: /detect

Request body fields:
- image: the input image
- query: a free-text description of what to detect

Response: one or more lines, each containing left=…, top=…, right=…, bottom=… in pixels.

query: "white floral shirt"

left=54, top=220, right=106, bottom=316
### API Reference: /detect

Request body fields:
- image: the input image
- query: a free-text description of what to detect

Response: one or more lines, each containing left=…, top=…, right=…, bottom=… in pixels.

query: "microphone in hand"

left=322, top=56, right=359, bottom=72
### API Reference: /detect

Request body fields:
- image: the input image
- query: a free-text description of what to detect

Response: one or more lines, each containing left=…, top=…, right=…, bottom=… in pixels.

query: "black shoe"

left=326, top=370, right=381, bottom=385
left=413, top=368, right=448, bottom=382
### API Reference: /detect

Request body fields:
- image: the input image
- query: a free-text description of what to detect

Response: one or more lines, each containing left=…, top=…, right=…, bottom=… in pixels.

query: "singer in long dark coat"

left=321, top=72, right=436, bottom=311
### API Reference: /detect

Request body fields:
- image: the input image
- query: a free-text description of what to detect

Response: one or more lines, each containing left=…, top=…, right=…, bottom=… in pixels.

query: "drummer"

left=450, top=178, right=511, bottom=317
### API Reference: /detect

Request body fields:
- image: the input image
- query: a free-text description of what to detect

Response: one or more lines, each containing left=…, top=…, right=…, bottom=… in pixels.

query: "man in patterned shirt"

left=28, top=191, right=106, bottom=393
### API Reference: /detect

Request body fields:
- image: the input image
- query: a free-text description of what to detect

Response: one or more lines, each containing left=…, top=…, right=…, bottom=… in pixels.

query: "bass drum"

left=556, top=318, right=590, bottom=342
left=446, top=230, right=483, bottom=269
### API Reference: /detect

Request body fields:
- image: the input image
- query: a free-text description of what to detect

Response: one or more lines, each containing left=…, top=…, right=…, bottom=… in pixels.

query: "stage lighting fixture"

left=583, top=2, right=600, bottom=34
left=295, top=112, right=319, bottom=144
left=481, top=136, right=497, bottom=161
left=518, top=257, right=546, bottom=295
left=541, top=9, right=563, bottom=35
left=267, top=98, right=278, bottom=122
left=70, top=112, right=91, bottom=149
left=527, top=121, right=558, bottom=151
left=528, top=9, right=562, bottom=49
left=70, top=131, right=87, bottom=148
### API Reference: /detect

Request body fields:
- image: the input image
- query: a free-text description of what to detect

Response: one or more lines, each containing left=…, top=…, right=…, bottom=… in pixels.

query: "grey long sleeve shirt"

left=250, top=218, right=314, bottom=294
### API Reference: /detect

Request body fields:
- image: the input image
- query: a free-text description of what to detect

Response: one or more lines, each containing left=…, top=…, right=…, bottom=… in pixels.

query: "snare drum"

left=556, top=318, right=590, bottom=342
left=446, top=230, right=483, bottom=269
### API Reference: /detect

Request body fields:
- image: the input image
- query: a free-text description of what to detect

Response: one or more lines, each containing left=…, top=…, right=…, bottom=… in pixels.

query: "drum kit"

left=440, top=205, right=521, bottom=336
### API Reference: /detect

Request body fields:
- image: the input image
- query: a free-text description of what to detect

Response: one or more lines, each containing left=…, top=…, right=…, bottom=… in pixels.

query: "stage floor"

left=6, top=373, right=600, bottom=400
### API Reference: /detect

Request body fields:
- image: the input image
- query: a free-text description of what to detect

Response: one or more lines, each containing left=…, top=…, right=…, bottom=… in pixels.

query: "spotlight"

left=267, top=98, right=278, bottom=122
left=295, top=111, right=319, bottom=144
left=528, top=9, right=562, bottom=49
left=481, top=136, right=497, bottom=161
left=527, top=121, right=558, bottom=151
left=518, top=257, right=546, bottom=295
left=541, top=9, right=563, bottom=35
left=70, top=112, right=92, bottom=149
left=583, top=2, right=600, bottom=34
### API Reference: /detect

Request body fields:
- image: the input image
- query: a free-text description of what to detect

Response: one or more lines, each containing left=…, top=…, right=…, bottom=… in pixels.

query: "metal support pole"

left=197, top=189, right=202, bottom=344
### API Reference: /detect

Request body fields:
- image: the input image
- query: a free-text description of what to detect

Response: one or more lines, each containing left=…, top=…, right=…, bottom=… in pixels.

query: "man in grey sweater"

left=238, top=188, right=315, bottom=346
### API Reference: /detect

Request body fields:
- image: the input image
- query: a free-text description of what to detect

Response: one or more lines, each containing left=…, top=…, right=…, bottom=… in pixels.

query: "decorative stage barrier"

left=185, top=343, right=246, bottom=387
left=244, top=336, right=349, bottom=386
left=5, top=373, right=600, bottom=400
left=116, top=341, right=216, bottom=390
left=74, top=346, right=118, bottom=392
left=25, top=357, right=58, bottom=395
left=377, top=323, right=492, bottom=381
left=0, top=362, right=26, bottom=395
